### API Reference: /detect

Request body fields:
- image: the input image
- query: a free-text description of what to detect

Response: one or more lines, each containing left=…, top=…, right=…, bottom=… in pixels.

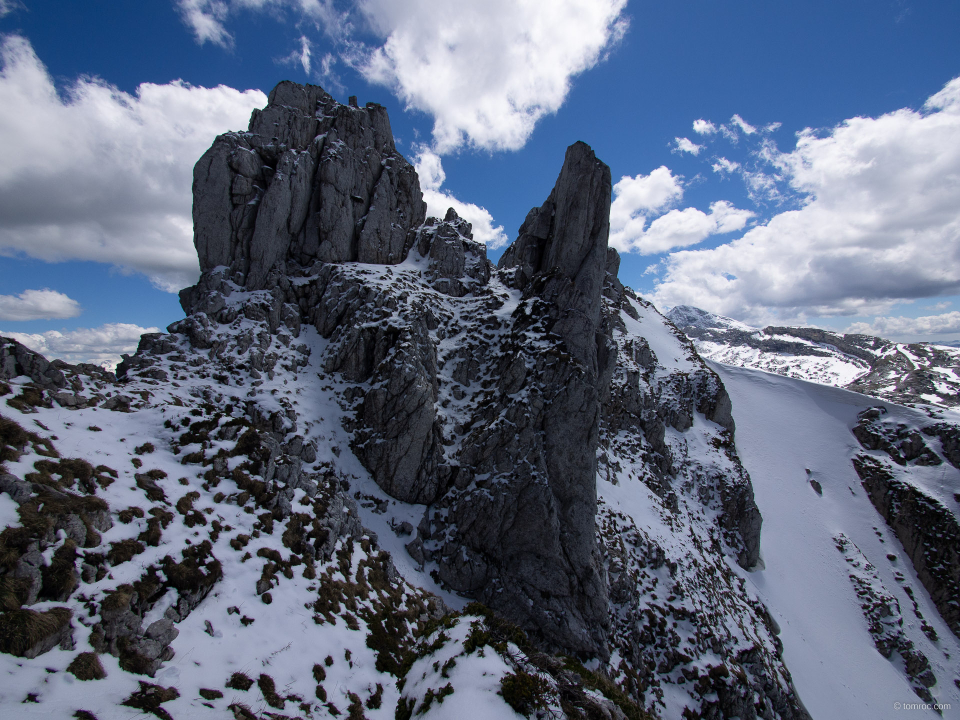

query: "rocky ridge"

left=851, top=407, right=960, bottom=642
left=0, top=82, right=809, bottom=719
left=667, top=305, right=960, bottom=408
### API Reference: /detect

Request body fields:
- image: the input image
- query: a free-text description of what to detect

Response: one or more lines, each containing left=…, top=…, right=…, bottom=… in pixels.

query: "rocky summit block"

left=187, top=79, right=426, bottom=298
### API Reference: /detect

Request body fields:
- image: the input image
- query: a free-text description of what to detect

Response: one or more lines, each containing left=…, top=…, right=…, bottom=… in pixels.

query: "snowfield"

left=715, top=363, right=960, bottom=719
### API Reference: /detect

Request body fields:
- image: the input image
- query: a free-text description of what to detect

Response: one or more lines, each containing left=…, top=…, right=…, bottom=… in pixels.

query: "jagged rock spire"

left=498, top=141, right=612, bottom=375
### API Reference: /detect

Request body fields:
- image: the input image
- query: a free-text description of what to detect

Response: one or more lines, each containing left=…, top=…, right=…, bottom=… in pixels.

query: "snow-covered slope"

left=0, top=262, right=802, bottom=720
left=715, top=364, right=960, bottom=718
left=668, top=305, right=960, bottom=408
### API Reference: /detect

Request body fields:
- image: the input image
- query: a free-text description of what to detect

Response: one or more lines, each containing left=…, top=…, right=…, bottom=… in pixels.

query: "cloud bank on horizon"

left=651, top=78, right=960, bottom=329
left=0, top=34, right=265, bottom=292
left=3, top=322, right=160, bottom=370
left=0, top=0, right=959, bottom=355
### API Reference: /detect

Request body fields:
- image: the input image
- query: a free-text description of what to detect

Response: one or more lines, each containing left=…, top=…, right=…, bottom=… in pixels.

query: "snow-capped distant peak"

left=670, top=305, right=960, bottom=408
left=666, top=304, right=758, bottom=332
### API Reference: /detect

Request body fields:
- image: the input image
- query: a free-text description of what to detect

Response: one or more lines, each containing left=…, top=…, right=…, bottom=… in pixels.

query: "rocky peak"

left=498, top=141, right=612, bottom=373
left=45, top=82, right=817, bottom=717
left=186, top=80, right=426, bottom=301
left=179, top=82, right=619, bottom=655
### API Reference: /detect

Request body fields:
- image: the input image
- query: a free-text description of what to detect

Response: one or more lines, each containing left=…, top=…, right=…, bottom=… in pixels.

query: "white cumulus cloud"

left=353, top=0, right=628, bottom=152
left=609, top=167, right=751, bottom=254
left=622, top=202, right=753, bottom=256
left=0, top=289, right=81, bottom=321
left=693, top=119, right=716, bottom=135
left=0, top=35, right=266, bottom=291
left=652, top=76, right=960, bottom=323
left=673, top=137, right=703, bottom=155
left=178, top=0, right=630, bottom=152
left=414, top=149, right=508, bottom=249
left=847, top=312, right=960, bottom=337
left=2, top=323, right=159, bottom=370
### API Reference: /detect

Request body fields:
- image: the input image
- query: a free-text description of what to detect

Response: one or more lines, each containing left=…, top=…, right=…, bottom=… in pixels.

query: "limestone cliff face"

left=187, top=80, right=425, bottom=296
left=182, top=84, right=614, bottom=655
left=167, top=83, right=809, bottom=717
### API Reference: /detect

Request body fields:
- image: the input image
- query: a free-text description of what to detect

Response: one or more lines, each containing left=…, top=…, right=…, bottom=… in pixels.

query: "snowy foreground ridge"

left=0, top=83, right=958, bottom=720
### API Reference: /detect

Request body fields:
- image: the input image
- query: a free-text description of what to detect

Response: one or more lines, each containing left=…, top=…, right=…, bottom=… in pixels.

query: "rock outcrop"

left=1, top=336, right=68, bottom=391
left=5, top=81, right=813, bottom=719
left=852, top=454, right=960, bottom=640
left=181, top=88, right=617, bottom=655
left=426, top=141, right=614, bottom=655
left=187, top=80, right=425, bottom=297
left=834, top=533, right=937, bottom=702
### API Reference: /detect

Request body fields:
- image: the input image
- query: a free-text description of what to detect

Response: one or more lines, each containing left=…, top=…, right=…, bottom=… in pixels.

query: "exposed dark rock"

left=0, top=337, right=67, bottom=391
left=835, top=533, right=937, bottom=702
left=415, top=208, right=491, bottom=297
left=186, top=81, right=425, bottom=299
left=418, top=142, right=614, bottom=656
left=602, top=295, right=760, bottom=569
left=852, top=407, right=941, bottom=466
left=499, top=141, right=611, bottom=373
left=852, top=455, right=960, bottom=639
left=922, top=421, right=960, bottom=469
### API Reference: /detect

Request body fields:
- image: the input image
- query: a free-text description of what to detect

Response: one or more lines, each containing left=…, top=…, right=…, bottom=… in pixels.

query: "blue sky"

left=1, top=0, right=960, bottom=365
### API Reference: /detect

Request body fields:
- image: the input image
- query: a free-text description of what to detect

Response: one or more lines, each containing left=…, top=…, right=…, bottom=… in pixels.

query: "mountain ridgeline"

left=667, top=304, right=960, bottom=408
left=0, top=82, right=816, bottom=719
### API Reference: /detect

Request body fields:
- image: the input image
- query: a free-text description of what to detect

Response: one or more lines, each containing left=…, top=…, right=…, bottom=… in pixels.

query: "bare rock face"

left=498, top=141, right=611, bottom=373
left=1, top=336, right=67, bottom=390
left=422, top=143, right=614, bottom=655
left=175, top=84, right=777, bottom=678
left=417, top=208, right=491, bottom=297
left=187, top=80, right=426, bottom=298
left=853, top=451, right=960, bottom=640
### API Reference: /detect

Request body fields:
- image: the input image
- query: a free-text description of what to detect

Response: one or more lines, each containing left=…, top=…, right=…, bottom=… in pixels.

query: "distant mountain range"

left=666, top=305, right=960, bottom=408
